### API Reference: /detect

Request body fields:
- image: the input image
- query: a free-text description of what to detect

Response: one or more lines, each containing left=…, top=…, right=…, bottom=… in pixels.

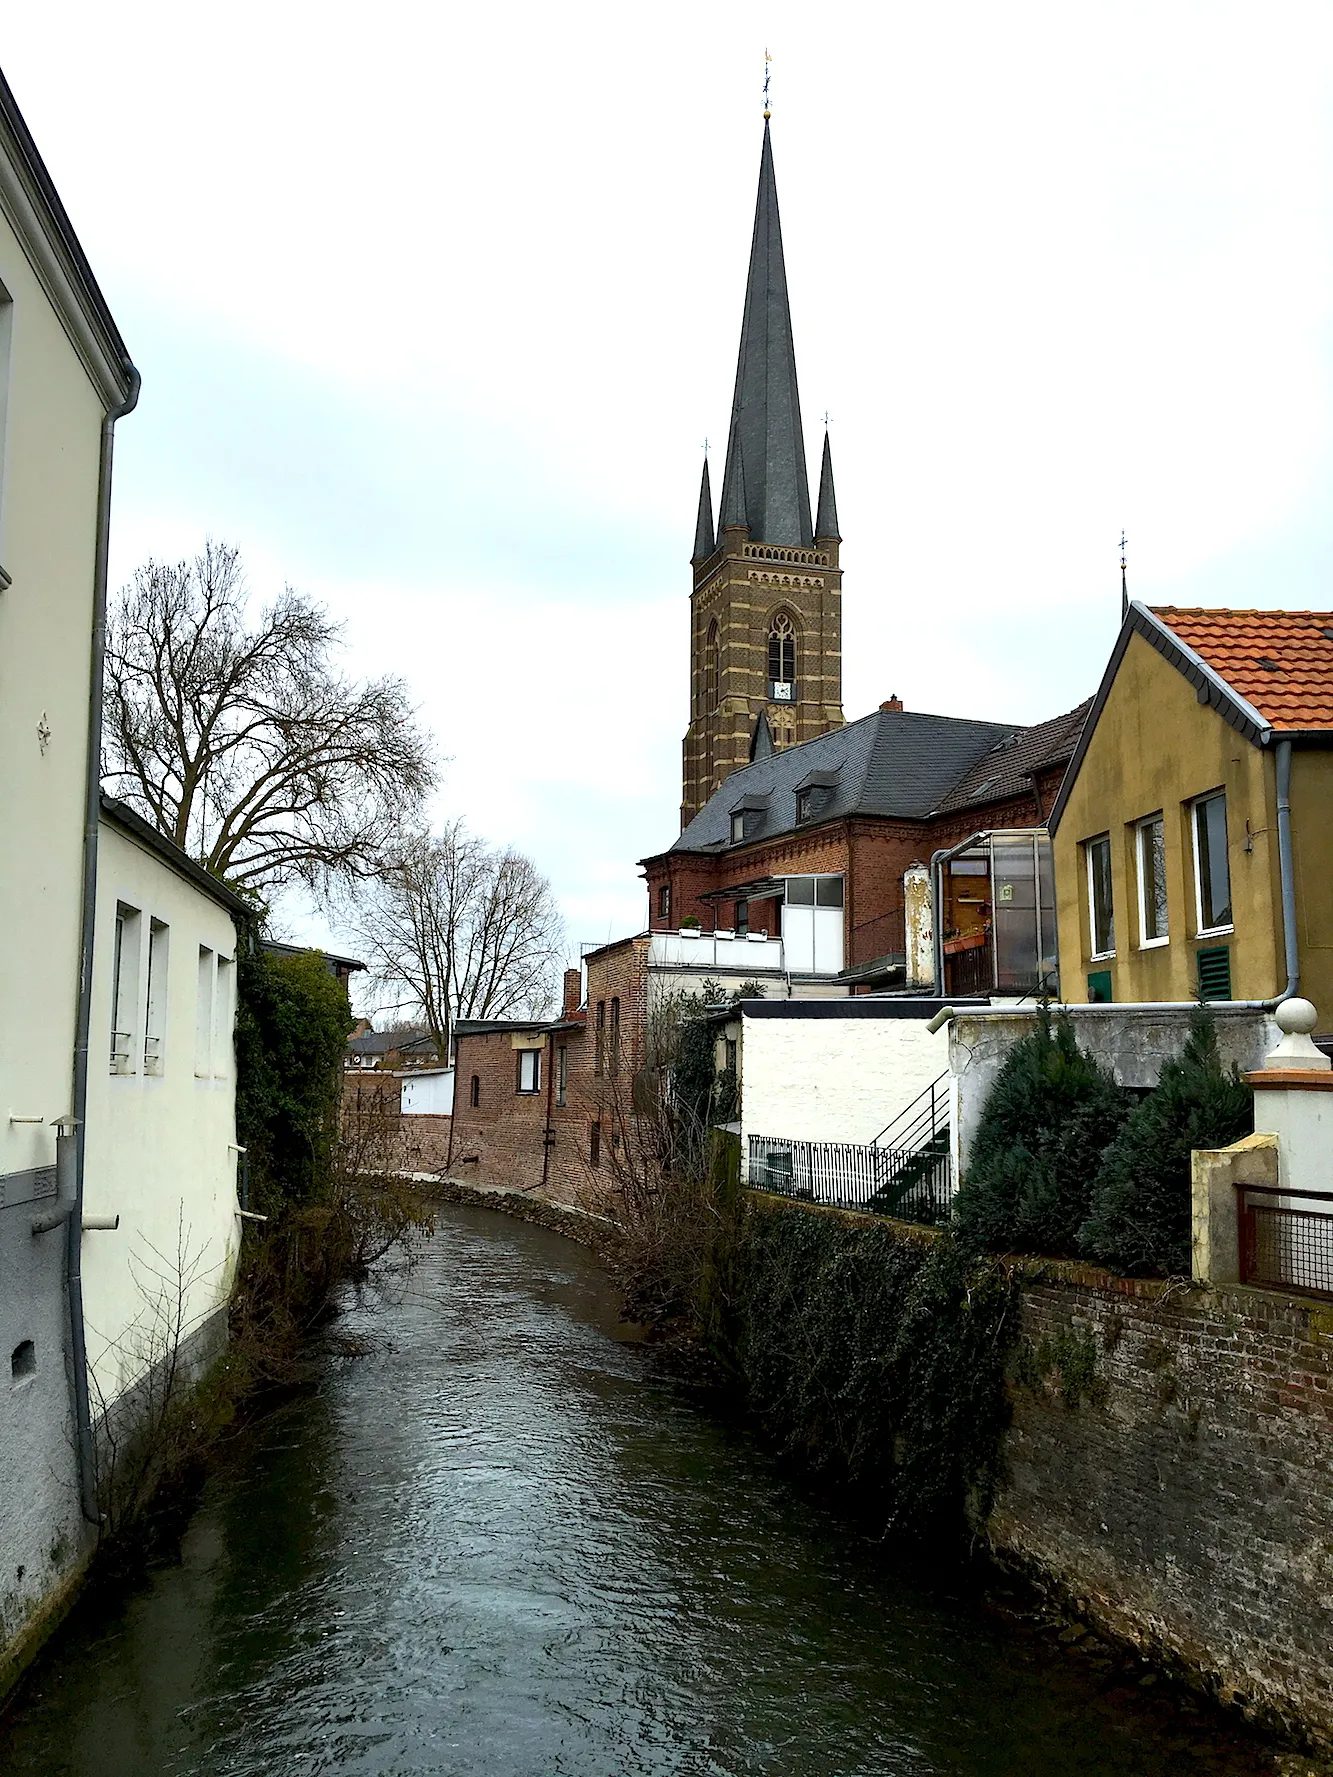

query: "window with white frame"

left=144, top=919, right=169, bottom=1074
left=1085, top=835, right=1115, bottom=958
left=517, top=1048, right=541, bottom=1094
left=214, top=955, right=234, bottom=1077
left=110, top=903, right=142, bottom=1074
left=1135, top=815, right=1169, bottom=947
left=1192, top=792, right=1233, bottom=934
left=195, top=947, right=215, bottom=1078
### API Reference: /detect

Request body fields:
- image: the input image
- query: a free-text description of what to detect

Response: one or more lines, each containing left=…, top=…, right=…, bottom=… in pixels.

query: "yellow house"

left=1048, top=604, right=1333, bottom=1028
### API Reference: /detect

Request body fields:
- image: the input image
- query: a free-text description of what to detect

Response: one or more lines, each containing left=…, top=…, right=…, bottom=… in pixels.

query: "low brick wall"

left=741, top=1190, right=1333, bottom=1748
left=997, top=1266, right=1333, bottom=1747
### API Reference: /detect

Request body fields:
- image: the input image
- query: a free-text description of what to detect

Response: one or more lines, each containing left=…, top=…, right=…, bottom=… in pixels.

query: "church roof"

left=929, top=699, right=1092, bottom=816
left=668, top=705, right=1019, bottom=853
left=715, top=121, right=814, bottom=548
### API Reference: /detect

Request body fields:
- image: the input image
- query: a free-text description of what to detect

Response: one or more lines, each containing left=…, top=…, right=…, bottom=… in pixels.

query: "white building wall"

left=0, top=176, right=134, bottom=1678
left=0, top=199, right=106, bottom=1205
left=739, top=1015, right=949, bottom=1160
left=81, top=821, right=242, bottom=1412
left=401, top=1070, right=455, bottom=1115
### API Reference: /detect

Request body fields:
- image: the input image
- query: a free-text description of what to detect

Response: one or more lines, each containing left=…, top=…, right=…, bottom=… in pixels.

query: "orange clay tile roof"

left=1149, top=607, right=1333, bottom=732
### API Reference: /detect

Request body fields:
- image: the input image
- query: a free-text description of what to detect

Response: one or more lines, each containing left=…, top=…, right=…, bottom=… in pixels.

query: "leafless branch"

left=103, top=541, right=437, bottom=893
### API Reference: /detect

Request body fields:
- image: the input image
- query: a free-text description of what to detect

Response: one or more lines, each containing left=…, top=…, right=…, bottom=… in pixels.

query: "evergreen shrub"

left=952, top=1007, right=1131, bottom=1257
left=1079, top=1011, right=1253, bottom=1276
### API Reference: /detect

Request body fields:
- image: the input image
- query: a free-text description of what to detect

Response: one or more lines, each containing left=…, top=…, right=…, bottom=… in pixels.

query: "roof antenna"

left=1120, top=530, right=1128, bottom=621
left=763, top=49, right=772, bottom=120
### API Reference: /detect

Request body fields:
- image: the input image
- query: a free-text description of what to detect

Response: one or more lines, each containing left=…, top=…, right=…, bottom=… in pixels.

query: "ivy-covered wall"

left=732, top=1194, right=1333, bottom=1752
left=996, top=1265, right=1333, bottom=1750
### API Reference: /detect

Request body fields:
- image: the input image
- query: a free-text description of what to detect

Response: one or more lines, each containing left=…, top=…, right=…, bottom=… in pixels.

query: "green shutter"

left=1197, top=946, right=1232, bottom=1002
left=1087, top=970, right=1112, bottom=1004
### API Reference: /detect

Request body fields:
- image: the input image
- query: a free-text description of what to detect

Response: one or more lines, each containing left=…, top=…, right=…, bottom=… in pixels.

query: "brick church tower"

left=681, top=119, right=845, bottom=827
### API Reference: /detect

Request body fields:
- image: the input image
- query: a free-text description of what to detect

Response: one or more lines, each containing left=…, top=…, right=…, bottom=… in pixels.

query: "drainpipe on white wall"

left=66, top=368, right=141, bottom=1524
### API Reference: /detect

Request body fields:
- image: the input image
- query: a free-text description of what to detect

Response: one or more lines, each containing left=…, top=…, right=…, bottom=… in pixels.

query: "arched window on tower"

left=704, top=619, right=719, bottom=712
left=767, top=612, right=796, bottom=703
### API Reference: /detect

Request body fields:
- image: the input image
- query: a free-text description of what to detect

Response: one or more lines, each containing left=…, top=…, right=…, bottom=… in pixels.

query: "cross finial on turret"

left=763, top=49, right=772, bottom=119
left=1120, top=530, right=1128, bottom=619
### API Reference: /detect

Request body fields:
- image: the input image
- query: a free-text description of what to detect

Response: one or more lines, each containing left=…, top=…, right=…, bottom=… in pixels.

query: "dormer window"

left=728, top=797, right=768, bottom=845
left=796, top=787, right=832, bottom=825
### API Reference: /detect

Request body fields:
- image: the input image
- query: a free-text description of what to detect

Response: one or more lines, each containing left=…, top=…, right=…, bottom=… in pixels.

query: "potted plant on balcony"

left=680, top=915, right=701, bottom=937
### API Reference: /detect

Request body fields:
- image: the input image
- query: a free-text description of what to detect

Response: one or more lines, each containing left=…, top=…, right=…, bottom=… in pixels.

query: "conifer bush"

left=952, top=1007, right=1130, bottom=1257
left=1079, top=1011, right=1252, bottom=1276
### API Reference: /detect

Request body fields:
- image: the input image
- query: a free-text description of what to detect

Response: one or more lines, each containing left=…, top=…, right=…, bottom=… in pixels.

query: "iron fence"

left=1237, top=1184, right=1333, bottom=1298
left=748, top=1133, right=954, bottom=1227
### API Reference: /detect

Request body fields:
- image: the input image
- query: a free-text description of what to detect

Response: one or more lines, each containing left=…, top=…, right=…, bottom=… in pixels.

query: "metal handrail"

left=872, top=1074, right=948, bottom=1150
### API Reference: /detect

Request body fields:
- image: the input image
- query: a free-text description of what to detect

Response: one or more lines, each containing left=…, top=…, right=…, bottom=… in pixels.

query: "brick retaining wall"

left=996, top=1267, right=1333, bottom=1747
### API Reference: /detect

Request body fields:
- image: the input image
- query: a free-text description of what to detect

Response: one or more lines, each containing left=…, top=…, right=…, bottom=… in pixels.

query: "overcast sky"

left=8, top=3, right=1333, bottom=986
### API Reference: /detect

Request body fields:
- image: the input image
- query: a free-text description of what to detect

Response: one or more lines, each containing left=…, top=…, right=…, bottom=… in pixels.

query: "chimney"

left=562, top=968, right=582, bottom=1017
left=881, top=695, right=903, bottom=711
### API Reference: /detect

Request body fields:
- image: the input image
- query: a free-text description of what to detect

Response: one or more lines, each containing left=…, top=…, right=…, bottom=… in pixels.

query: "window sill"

left=1138, top=937, right=1170, bottom=951
left=1089, top=952, right=1116, bottom=964
left=1195, top=926, right=1235, bottom=941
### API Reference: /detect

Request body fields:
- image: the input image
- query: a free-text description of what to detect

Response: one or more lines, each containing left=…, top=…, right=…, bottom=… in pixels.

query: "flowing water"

left=0, top=1205, right=1279, bottom=1777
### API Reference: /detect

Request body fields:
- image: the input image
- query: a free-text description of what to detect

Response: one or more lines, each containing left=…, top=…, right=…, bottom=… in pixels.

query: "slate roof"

left=715, top=120, right=814, bottom=548
left=930, top=699, right=1092, bottom=816
left=1151, top=607, right=1333, bottom=731
left=345, top=1028, right=436, bottom=1058
left=669, top=706, right=1021, bottom=854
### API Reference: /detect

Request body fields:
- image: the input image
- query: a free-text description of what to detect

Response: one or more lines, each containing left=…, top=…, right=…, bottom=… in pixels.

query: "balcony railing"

left=1237, top=1184, right=1333, bottom=1298
left=650, top=931, right=789, bottom=974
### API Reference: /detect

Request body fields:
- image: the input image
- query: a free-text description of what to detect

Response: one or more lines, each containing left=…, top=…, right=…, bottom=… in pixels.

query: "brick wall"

left=449, top=1024, right=606, bottom=1210
left=643, top=757, right=1075, bottom=974
left=996, top=1266, right=1333, bottom=1746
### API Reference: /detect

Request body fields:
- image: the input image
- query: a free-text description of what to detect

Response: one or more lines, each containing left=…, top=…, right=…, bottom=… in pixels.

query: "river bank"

left=0, top=1204, right=1303, bottom=1777
left=423, top=1177, right=1333, bottom=1771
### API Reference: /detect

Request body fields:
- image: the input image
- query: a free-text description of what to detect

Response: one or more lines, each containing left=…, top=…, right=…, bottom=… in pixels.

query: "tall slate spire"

left=692, top=457, right=715, bottom=560
left=716, top=120, right=813, bottom=548
left=814, top=429, right=840, bottom=541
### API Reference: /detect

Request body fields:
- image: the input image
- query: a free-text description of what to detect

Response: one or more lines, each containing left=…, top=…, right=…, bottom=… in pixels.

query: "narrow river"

left=1, top=1205, right=1277, bottom=1777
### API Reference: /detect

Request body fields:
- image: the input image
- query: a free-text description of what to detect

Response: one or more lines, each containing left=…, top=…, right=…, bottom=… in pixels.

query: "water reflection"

left=1, top=1206, right=1275, bottom=1776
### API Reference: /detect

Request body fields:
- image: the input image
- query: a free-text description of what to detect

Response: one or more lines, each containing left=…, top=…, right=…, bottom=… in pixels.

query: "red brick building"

left=643, top=699, right=1090, bottom=993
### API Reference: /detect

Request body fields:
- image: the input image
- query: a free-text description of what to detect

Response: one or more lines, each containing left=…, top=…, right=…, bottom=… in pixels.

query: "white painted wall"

left=739, top=1013, right=949, bottom=1163
left=82, top=820, right=241, bottom=1410
left=948, top=1004, right=1280, bottom=1180
left=0, top=200, right=107, bottom=1189
left=401, top=1069, right=455, bottom=1115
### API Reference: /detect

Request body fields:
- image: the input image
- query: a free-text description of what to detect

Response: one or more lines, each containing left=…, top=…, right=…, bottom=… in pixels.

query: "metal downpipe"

left=68, top=367, right=141, bottom=1524
left=1270, top=737, right=1299, bottom=1007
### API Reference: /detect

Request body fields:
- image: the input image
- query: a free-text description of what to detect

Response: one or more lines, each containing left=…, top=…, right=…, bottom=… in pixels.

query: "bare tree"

left=350, top=821, right=564, bottom=1060
left=103, top=541, right=436, bottom=891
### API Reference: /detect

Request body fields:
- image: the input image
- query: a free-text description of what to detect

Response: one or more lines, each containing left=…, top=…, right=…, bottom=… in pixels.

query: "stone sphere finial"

left=1275, top=997, right=1319, bottom=1036
left=1262, top=997, right=1330, bottom=1071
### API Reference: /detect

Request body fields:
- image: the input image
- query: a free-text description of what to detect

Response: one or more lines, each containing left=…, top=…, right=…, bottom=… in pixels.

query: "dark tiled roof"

left=670, top=706, right=1019, bottom=853
left=345, top=1028, right=436, bottom=1057
left=930, top=699, right=1092, bottom=816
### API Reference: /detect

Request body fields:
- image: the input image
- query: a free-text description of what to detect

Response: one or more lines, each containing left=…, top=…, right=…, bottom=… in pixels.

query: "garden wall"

left=736, top=1191, right=1333, bottom=1750
left=998, top=1261, right=1333, bottom=1747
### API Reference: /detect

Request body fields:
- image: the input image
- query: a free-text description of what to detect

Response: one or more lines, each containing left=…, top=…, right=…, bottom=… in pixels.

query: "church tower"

left=681, top=119, right=845, bottom=827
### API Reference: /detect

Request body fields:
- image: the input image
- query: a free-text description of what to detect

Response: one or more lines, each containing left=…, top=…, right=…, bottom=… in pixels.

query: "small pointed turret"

left=716, top=120, right=813, bottom=548
left=814, top=430, right=840, bottom=542
left=718, top=422, right=747, bottom=531
left=692, top=458, right=715, bottom=561
left=750, top=709, right=774, bottom=761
